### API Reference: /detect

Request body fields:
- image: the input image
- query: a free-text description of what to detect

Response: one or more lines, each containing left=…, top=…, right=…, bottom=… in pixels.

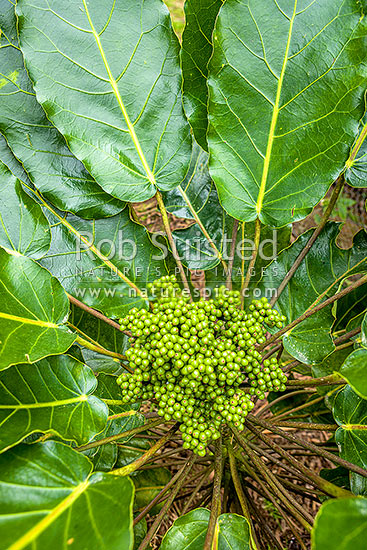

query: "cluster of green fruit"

left=117, top=276, right=287, bottom=456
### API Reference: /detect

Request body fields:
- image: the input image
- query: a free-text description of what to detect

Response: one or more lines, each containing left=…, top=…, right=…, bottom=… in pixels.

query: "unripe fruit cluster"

left=117, top=276, right=287, bottom=456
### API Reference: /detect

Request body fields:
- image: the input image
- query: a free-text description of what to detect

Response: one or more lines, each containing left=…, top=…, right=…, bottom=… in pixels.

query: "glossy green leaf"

left=181, top=0, right=223, bottom=150
left=0, top=247, right=76, bottom=369
left=17, top=0, right=191, bottom=202
left=338, top=349, right=367, bottom=399
left=345, top=114, right=367, bottom=187
left=0, top=1, right=124, bottom=218
left=333, top=386, right=367, bottom=478
left=0, top=160, right=50, bottom=259
left=207, top=0, right=367, bottom=226
left=262, top=223, right=367, bottom=364
left=0, top=354, right=108, bottom=453
left=160, top=508, right=251, bottom=549
left=70, top=305, right=128, bottom=374
left=312, top=497, right=367, bottom=550
left=40, top=206, right=169, bottom=318
left=0, top=441, right=134, bottom=550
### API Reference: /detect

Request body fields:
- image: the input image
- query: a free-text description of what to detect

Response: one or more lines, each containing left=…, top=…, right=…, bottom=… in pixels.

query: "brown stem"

left=76, top=418, right=163, bottom=452
left=241, top=218, right=261, bottom=306
left=182, top=466, right=214, bottom=515
left=134, top=455, right=193, bottom=525
left=178, top=185, right=228, bottom=273
left=68, top=293, right=132, bottom=336
left=286, top=375, right=345, bottom=388
left=243, top=421, right=352, bottom=498
left=239, top=451, right=308, bottom=550
left=227, top=442, right=259, bottom=549
left=272, top=421, right=337, bottom=431
left=245, top=492, right=284, bottom=550
left=204, top=437, right=223, bottom=550
left=256, top=389, right=314, bottom=417
left=271, top=176, right=345, bottom=307
left=236, top=432, right=313, bottom=530
left=259, top=275, right=367, bottom=351
left=269, top=394, right=325, bottom=422
left=249, top=415, right=367, bottom=479
left=156, top=191, right=192, bottom=300
left=137, top=455, right=196, bottom=550
left=226, top=220, right=239, bottom=289
left=111, top=423, right=179, bottom=476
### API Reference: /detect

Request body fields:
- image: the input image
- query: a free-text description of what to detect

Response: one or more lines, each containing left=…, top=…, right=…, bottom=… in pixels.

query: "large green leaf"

left=159, top=508, right=251, bottom=549
left=0, top=247, right=76, bottom=369
left=312, top=497, right=367, bottom=550
left=207, top=0, right=367, bottom=226
left=0, top=160, right=50, bottom=259
left=345, top=114, right=367, bottom=187
left=0, top=441, right=134, bottom=550
left=181, top=0, right=223, bottom=150
left=17, top=0, right=191, bottom=203
left=40, top=205, right=169, bottom=317
left=262, top=223, right=367, bottom=364
left=0, top=1, right=124, bottom=218
left=0, top=354, right=108, bottom=453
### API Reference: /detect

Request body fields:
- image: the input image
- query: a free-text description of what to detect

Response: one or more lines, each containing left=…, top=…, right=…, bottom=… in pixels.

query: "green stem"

left=111, top=423, right=178, bottom=476
left=75, top=335, right=127, bottom=362
left=243, top=422, right=352, bottom=499
left=272, top=421, right=337, bottom=431
left=271, top=176, right=345, bottom=306
left=156, top=191, right=192, bottom=300
left=178, top=184, right=228, bottom=273
left=204, top=437, right=223, bottom=550
left=76, top=418, right=163, bottom=452
left=258, top=275, right=367, bottom=351
left=241, top=218, right=261, bottom=307
left=226, top=220, right=239, bottom=289
left=238, top=449, right=308, bottom=550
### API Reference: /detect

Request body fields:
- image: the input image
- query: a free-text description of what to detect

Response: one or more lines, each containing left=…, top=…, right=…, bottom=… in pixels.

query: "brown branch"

left=249, top=415, right=367, bottom=479
left=204, top=437, right=223, bottom=550
left=137, top=455, right=196, bottom=550
left=67, top=293, right=132, bottom=336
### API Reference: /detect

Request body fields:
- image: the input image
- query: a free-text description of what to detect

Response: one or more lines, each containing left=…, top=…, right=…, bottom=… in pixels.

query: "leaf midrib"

left=0, top=311, right=58, bottom=328
left=8, top=477, right=90, bottom=550
left=255, top=0, right=298, bottom=217
left=81, top=0, right=157, bottom=188
left=0, top=395, right=88, bottom=410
